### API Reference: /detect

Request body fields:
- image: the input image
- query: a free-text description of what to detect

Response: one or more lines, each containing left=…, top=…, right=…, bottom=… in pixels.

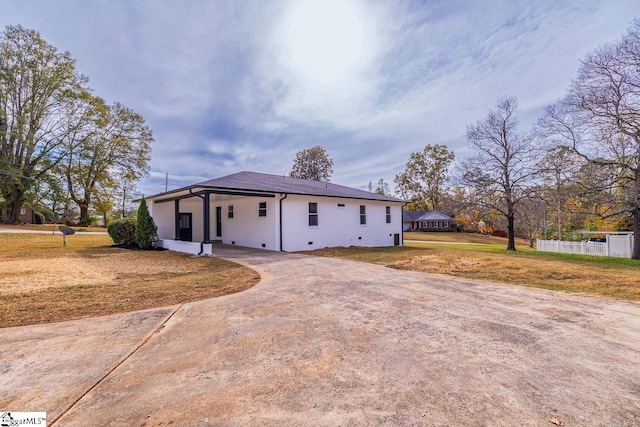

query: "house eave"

left=142, top=184, right=405, bottom=204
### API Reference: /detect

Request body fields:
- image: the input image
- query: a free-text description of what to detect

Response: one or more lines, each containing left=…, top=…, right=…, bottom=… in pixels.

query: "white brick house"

left=145, top=171, right=405, bottom=254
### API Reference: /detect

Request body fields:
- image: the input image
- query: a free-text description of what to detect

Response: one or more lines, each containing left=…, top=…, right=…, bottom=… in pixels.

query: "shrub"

left=38, top=207, right=56, bottom=223
left=34, top=211, right=45, bottom=224
left=79, top=215, right=98, bottom=227
left=491, top=229, right=508, bottom=238
left=135, top=197, right=158, bottom=249
left=107, top=218, right=137, bottom=245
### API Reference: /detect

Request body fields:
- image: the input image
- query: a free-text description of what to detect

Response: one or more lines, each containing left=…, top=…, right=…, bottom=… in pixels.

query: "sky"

left=2, top=0, right=638, bottom=195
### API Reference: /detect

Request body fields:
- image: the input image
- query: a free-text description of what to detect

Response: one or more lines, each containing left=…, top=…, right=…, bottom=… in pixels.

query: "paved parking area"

left=1, top=245, right=639, bottom=426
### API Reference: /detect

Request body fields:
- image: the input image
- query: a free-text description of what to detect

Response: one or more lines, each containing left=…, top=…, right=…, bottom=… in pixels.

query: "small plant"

left=135, top=197, right=158, bottom=249
left=107, top=217, right=137, bottom=245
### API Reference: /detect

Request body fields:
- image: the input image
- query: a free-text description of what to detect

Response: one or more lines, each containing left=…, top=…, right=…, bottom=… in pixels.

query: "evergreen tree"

left=135, top=197, right=157, bottom=249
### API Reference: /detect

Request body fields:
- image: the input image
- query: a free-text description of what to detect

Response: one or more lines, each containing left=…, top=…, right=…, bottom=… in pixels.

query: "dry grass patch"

left=309, top=242, right=640, bottom=302
left=403, top=231, right=516, bottom=245
left=0, top=223, right=107, bottom=232
left=0, top=234, right=259, bottom=328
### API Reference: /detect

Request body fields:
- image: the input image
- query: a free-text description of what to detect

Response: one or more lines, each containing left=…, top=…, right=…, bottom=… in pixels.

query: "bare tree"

left=460, top=96, right=540, bottom=251
left=515, top=196, right=547, bottom=247
left=536, top=146, right=583, bottom=240
left=539, top=20, right=640, bottom=258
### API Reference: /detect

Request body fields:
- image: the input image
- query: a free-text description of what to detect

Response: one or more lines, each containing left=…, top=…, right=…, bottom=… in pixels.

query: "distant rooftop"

left=402, top=210, right=454, bottom=221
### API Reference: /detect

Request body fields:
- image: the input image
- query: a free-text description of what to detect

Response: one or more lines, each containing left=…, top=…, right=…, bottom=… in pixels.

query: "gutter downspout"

left=279, top=193, right=288, bottom=251
left=190, top=189, right=207, bottom=256
left=401, top=202, right=407, bottom=246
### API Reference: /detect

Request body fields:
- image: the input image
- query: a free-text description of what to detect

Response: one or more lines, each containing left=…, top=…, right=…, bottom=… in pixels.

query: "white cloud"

left=2, top=0, right=638, bottom=194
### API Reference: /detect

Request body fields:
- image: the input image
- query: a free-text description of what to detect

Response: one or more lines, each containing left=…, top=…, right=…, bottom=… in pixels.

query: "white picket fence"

left=537, top=234, right=633, bottom=258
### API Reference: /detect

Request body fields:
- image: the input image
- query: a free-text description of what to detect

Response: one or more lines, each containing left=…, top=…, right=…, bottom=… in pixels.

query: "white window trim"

left=308, top=202, right=319, bottom=227
left=258, top=201, right=267, bottom=218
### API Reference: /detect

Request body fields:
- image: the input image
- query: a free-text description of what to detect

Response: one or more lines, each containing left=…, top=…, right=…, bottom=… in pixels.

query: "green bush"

left=135, top=197, right=158, bottom=249
left=78, top=214, right=99, bottom=227
left=34, top=211, right=45, bottom=224
left=38, top=207, right=56, bottom=223
left=107, top=217, right=137, bottom=245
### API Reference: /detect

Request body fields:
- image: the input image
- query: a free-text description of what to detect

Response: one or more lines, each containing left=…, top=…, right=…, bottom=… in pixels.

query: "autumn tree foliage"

left=0, top=25, right=88, bottom=223
left=289, top=146, right=334, bottom=182
left=64, top=100, right=152, bottom=225
left=539, top=20, right=640, bottom=258
left=0, top=25, right=152, bottom=225
left=394, top=144, right=454, bottom=210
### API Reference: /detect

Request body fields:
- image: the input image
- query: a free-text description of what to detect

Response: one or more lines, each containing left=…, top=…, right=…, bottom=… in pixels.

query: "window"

left=360, top=205, right=366, bottom=225
left=20, top=207, right=26, bottom=215
left=228, top=205, right=234, bottom=219
left=258, top=201, right=267, bottom=217
left=308, top=202, right=318, bottom=226
left=386, top=206, right=391, bottom=224
left=422, top=221, right=427, bottom=228
left=443, top=221, right=449, bottom=227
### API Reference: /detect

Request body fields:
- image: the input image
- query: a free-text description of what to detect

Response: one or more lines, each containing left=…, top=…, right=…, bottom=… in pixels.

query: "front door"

left=215, top=206, right=222, bottom=237
left=179, top=213, right=192, bottom=242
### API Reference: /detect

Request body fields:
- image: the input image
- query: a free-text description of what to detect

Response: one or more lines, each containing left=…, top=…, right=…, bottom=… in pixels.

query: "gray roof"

left=153, top=171, right=404, bottom=203
left=403, top=210, right=454, bottom=222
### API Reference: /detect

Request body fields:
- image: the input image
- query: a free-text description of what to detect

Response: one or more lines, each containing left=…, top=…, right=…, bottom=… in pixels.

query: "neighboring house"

left=403, top=210, right=454, bottom=231
left=145, top=171, right=405, bottom=254
left=0, top=204, right=34, bottom=223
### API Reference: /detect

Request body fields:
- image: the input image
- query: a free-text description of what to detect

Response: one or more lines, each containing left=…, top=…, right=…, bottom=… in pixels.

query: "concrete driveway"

left=1, top=246, right=639, bottom=426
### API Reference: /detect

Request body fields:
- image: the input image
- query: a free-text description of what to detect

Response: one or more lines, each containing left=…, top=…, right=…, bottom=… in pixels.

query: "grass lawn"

left=404, top=231, right=513, bottom=245
left=0, top=223, right=108, bottom=233
left=0, top=233, right=259, bottom=328
left=309, top=232, right=640, bottom=302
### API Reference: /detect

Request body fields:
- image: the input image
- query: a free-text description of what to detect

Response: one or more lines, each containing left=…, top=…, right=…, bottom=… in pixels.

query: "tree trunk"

left=7, top=196, right=24, bottom=224
left=3, top=184, right=26, bottom=224
left=78, top=202, right=90, bottom=226
left=633, top=209, right=640, bottom=260
left=507, top=211, right=516, bottom=251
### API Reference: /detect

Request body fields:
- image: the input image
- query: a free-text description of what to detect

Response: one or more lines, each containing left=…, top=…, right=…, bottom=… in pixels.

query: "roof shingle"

left=189, top=171, right=404, bottom=202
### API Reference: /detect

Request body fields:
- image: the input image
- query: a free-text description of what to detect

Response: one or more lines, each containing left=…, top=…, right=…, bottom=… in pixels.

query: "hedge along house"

left=145, top=171, right=405, bottom=254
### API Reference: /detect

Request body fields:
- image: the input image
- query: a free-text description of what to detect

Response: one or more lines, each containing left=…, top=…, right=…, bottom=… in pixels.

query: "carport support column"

left=203, top=193, right=210, bottom=243
left=174, top=199, right=180, bottom=240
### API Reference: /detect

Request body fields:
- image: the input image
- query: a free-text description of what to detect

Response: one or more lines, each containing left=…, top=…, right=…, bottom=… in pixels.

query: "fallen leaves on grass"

left=386, top=255, right=481, bottom=275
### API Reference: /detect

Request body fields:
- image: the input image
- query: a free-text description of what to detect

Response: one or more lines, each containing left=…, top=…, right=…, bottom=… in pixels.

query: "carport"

left=147, top=186, right=278, bottom=255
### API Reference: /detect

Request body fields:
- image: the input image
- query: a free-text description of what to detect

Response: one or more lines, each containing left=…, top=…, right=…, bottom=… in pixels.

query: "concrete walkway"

left=1, top=245, right=639, bottom=426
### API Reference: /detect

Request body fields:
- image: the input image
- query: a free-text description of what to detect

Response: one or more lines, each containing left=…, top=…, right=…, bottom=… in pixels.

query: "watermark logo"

left=0, top=412, right=46, bottom=427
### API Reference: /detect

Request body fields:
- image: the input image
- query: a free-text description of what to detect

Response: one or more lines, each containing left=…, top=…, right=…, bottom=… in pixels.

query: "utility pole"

left=543, top=204, right=547, bottom=240
left=121, top=181, right=128, bottom=218
left=165, top=172, right=168, bottom=192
